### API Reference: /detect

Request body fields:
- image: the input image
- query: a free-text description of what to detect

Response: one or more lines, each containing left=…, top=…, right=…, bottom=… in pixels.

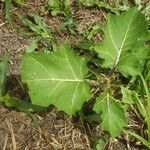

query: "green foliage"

left=78, top=0, right=128, bottom=14
left=3, top=0, right=11, bottom=22
left=12, top=0, right=25, bottom=5
left=1, top=3, right=150, bottom=149
left=0, top=55, right=8, bottom=96
left=2, top=0, right=25, bottom=22
left=143, top=2, right=150, bottom=21
left=0, top=55, right=44, bottom=112
left=93, top=93, right=127, bottom=137
left=48, top=0, right=75, bottom=33
left=48, top=0, right=61, bottom=16
left=19, top=14, right=57, bottom=50
left=48, top=0, right=71, bottom=16
left=0, top=55, right=44, bottom=113
left=121, top=87, right=135, bottom=104
left=122, top=77, right=150, bottom=148
left=0, top=95, right=45, bottom=112
left=93, top=8, right=150, bottom=77
left=20, top=14, right=52, bottom=38
left=125, top=130, right=150, bottom=149
left=21, top=43, right=90, bottom=115
left=145, top=61, right=150, bottom=80
left=25, top=38, right=39, bottom=53
left=95, top=138, right=105, bottom=150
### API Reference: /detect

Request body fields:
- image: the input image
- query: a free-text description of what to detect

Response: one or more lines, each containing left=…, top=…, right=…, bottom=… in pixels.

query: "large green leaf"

left=93, top=93, right=127, bottom=138
left=93, top=8, right=150, bottom=76
left=21, top=44, right=90, bottom=115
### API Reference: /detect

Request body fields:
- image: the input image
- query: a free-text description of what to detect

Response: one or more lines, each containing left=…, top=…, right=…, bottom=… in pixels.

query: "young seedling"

left=48, top=0, right=76, bottom=34
left=2, top=0, right=25, bottom=23
left=78, top=0, right=126, bottom=14
left=19, top=14, right=57, bottom=51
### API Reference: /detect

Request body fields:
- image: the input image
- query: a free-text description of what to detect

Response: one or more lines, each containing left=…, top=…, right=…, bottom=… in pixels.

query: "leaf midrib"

left=108, top=10, right=136, bottom=66
left=28, top=55, right=83, bottom=82
left=28, top=78, right=84, bottom=82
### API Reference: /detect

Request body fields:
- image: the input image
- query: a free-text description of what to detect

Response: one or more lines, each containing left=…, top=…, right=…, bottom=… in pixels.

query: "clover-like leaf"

left=93, top=8, right=150, bottom=76
left=21, top=44, right=90, bottom=115
left=93, top=93, right=127, bottom=138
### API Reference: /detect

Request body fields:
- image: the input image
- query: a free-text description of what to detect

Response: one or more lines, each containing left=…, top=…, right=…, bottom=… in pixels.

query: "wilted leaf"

left=93, top=8, right=150, bottom=76
left=21, top=43, right=90, bottom=115
left=93, top=93, right=127, bottom=138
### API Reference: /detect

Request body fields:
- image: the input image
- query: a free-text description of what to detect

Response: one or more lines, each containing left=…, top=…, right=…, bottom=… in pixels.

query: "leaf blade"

left=0, top=54, right=9, bottom=96
left=93, top=93, right=127, bottom=138
left=93, top=8, right=150, bottom=76
left=21, top=43, right=90, bottom=115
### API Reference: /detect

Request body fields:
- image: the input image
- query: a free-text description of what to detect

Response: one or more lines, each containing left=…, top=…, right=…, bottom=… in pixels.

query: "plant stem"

left=127, top=76, right=137, bottom=88
left=140, top=74, right=150, bottom=100
left=85, top=79, right=100, bottom=86
left=124, top=130, right=150, bottom=149
left=140, top=74, right=150, bottom=142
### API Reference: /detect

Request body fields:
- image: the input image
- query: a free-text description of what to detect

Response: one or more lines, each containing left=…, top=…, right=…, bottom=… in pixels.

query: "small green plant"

left=19, top=5, right=149, bottom=136
left=19, top=7, right=150, bottom=148
left=1, top=4, right=150, bottom=149
left=78, top=0, right=129, bottom=14
left=19, top=14, right=57, bottom=51
left=122, top=74, right=150, bottom=149
left=48, top=0, right=76, bottom=34
left=1, top=0, right=25, bottom=23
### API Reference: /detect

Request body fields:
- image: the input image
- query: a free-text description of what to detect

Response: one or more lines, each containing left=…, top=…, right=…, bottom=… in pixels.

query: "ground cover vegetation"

left=0, top=0, right=150, bottom=149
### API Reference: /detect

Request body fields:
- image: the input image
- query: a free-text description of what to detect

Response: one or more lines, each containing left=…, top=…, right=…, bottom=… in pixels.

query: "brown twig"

left=5, top=119, right=17, bottom=150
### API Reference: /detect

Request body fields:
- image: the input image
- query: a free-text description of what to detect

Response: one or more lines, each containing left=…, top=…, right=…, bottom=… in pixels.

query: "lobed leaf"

left=93, top=93, right=127, bottom=138
left=21, top=43, right=91, bottom=115
left=93, top=8, right=150, bottom=76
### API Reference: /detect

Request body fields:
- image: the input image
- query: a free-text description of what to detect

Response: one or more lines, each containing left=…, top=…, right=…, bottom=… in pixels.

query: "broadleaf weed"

left=1, top=2, right=150, bottom=149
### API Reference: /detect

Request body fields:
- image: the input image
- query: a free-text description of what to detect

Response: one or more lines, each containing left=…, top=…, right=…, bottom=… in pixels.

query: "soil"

left=0, top=0, right=149, bottom=150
